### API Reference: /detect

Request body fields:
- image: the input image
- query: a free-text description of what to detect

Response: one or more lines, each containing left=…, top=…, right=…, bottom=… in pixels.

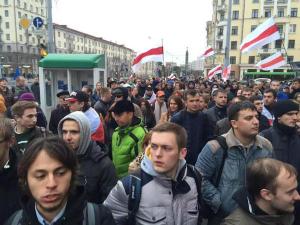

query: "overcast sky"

left=52, top=0, right=213, bottom=65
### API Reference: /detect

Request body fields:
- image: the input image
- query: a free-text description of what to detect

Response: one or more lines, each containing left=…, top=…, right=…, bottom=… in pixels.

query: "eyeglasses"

left=114, top=95, right=123, bottom=98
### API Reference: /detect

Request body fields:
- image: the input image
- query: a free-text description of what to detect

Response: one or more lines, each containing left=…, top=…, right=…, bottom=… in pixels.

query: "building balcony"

left=257, top=48, right=276, bottom=54
left=217, top=20, right=227, bottom=27
left=277, top=0, right=288, bottom=4
left=264, top=0, right=274, bottom=5
left=217, top=4, right=226, bottom=12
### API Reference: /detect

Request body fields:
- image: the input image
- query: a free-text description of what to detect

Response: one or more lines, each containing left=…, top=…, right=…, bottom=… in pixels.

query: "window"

left=36, top=7, right=38, bottom=13
left=287, top=56, right=294, bottom=62
left=220, top=12, right=225, bottom=21
left=277, top=24, right=284, bottom=34
left=24, top=2, right=27, bottom=10
left=253, top=0, right=259, bottom=3
left=64, top=33, right=66, bottom=38
left=7, top=45, right=11, bottom=52
left=17, top=0, right=20, bottom=7
left=32, top=37, right=35, bottom=44
left=4, top=0, right=8, bottom=5
left=41, top=9, right=44, bottom=16
left=275, top=39, right=282, bottom=48
left=217, top=41, right=223, bottom=50
left=231, top=26, right=238, bottom=35
left=230, top=56, right=236, bottom=64
left=6, top=34, right=10, bottom=41
left=231, top=41, right=237, bottom=50
left=5, top=10, right=9, bottom=17
left=233, top=0, right=239, bottom=4
left=64, top=42, right=66, bottom=48
left=251, top=25, right=257, bottom=32
left=277, top=8, right=284, bottom=17
left=289, top=24, right=296, bottom=33
left=30, top=4, right=33, bottom=11
left=249, top=56, right=255, bottom=64
left=58, top=32, right=60, bottom=37
left=262, top=44, right=269, bottom=49
left=19, top=34, right=23, bottom=41
left=18, top=11, right=21, bottom=18
left=58, top=41, right=61, bottom=47
left=5, top=22, right=9, bottom=29
left=232, top=11, right=239, bottom=20
left=291, top=8, right=297, bottom=17
left=252, top=9, right=258, bottom=18
left=218, top=27, right=224, bottom=36
left=288, top=40, right=295, bottom=48
left=265, top=9, right=272, bottom=17
left=20, top=46, right=23, bottom=52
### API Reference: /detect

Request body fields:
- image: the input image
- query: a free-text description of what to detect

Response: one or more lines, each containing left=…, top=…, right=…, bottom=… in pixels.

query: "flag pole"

left=161, top=38, right=165, bottom=78
left=281, top=39, right=295, bottom=73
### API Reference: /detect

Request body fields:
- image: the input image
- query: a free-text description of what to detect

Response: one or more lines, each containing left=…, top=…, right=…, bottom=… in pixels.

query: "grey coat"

left=104, top=155, right=200, bottom=225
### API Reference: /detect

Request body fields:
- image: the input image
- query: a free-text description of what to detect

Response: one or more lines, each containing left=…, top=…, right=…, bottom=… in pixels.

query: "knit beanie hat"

left=18, top=92, right=36, bottom=101
left=273, top=100, right=299, bottom=118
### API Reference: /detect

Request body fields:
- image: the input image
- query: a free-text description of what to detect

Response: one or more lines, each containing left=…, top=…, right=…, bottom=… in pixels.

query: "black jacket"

left=205, top=105, right=227, bottom=131
left=0, top=150, right=21, bottom=225
left=49, top=105, right=70, bottom=134
left=5, top=185, right=116, bottom=225
left=78, top=141, right=117, bottom=204
left=260, top=123, right=300, bottom=225
left=94, top=99, right=111, bottom=118
left=171, top=110, right=213, bottom=164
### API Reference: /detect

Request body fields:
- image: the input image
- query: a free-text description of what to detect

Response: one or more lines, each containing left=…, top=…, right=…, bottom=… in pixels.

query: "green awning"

left=244, top=72, right=296, bottom=76
left=39, top=54, right=105, bottom=69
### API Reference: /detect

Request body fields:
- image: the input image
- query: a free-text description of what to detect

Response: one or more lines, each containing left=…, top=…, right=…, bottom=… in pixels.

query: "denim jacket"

left=195, top=129, right=273, bottom=219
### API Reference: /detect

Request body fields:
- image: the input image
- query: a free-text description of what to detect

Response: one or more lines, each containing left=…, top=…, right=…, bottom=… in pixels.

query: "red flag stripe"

left=240, top=25, right=278, bottom=52
left=260, top=55, right=284, bottom=68
left=133, top=47, right=164, bottom=65
left=204, top=48, right=213, bottom=55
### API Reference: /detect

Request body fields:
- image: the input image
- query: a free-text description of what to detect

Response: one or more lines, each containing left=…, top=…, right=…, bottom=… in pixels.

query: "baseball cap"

left=65, top=91, right=89, bottom=102
left=56, top=90, right=70, bottom=98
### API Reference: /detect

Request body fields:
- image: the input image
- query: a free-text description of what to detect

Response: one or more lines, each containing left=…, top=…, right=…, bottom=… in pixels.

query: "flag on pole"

left=168, top=73, right=176, bottom=80
left=132, top=46, right=164, bottom=73
left=222, top=64, right=231, bottom=81
left=240, top=17, right=280, bottom=53
left=207, top=65, right=222, bottom=80
left=201, top=47, right=215, bottom=58
left=256, top=52, right=286, bottom=71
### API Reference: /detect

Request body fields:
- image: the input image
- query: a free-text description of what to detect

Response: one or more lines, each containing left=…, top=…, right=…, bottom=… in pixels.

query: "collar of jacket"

left=224, top=129, right=264, bottom=149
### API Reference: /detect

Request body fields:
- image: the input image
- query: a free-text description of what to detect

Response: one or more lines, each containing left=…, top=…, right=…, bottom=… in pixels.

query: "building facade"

left=206, top=0, right=300, bottom=80
left=0, top=0, right=137, bottom=79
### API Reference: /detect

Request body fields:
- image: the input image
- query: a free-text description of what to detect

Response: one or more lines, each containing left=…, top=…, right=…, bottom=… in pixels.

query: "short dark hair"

left=264, top=88, right=277, bottom=99
left=151, top=122, right=187, bottom=150
left=249, top=95, right=263, bottom=103
left=11, top=101, right=37, bottom=118
left=184, top=89, right=199, bottom=101
left=247, top=158, right=297, bottom=198
left=18, top=136, right=78, bottom=195
left=214, top=89, right=227, bottom=96
left=111, top=100, right=134, bottom=115
left=82, top=85, right=93, bottom=94
left=228, top=101, right=257, bottom=121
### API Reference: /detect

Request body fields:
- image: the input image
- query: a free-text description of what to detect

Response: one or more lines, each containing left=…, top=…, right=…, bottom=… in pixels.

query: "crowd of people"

left=0, top=74, right=300, bottom=225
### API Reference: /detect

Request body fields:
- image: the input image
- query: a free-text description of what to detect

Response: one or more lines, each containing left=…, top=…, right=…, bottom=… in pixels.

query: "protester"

left=139, top=99, right=156, bottom=130
left=262, top=89, right=277, bottom=126
left=94, top=87, right=112, bottom=119
left=249, top=95, right=270, bottom=132
left=5, top=136, right=115, bottom=225
left=0, top=78, right=14, bottom=107
left=159, top=95, right=185, bottom=123
left=153, top=90, right=168, bottom=124
left=30, top=76, right=40, bottom=104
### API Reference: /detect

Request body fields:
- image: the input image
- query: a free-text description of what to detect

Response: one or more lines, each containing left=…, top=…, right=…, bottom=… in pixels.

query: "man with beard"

left=5, top=137, right=115, bottom=225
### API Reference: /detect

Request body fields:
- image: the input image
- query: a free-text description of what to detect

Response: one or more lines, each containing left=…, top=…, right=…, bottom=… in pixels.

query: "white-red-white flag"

left=207, top=65, right=222, bottom=80
left=222, top=64, right=231, bottom=81
left=240, top=17, right=280, bottom=53
left=168, top=73, right=176, bottom=80
left=132, top=46, right=164, bottom=72
left=256, top=52, right=286, bottom=71
left=201, top=47, right=215, bottom=58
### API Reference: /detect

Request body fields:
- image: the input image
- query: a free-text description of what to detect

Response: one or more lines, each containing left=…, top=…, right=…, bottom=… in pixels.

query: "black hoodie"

left=4, top=185, right=116, bottom=225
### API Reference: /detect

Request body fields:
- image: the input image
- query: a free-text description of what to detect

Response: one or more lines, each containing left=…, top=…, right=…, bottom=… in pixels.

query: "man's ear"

left=260, top=188, right=274, bottom=201
left=230, top=120, right=238, bottom=129
left=179, top=148, right=187, bottom=159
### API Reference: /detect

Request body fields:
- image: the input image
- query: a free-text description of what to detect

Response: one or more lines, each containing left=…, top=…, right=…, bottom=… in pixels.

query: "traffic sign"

left=32, top=17, right=44, bottom=29
left=19, top=18, right=30, bottom=29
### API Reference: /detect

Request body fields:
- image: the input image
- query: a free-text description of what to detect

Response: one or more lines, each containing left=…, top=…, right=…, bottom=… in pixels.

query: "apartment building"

left=206, top=0, right=300, bottom=80
left=0, top=0, right=138, bottom=79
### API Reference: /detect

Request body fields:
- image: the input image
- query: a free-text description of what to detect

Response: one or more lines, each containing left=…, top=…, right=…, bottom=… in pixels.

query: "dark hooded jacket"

left=222, top=188, right=294, bottom=225
left=58, top=111, right=117, bottom=204
left=0, top=150, right=21, bottom=225
left=49, top=105, right=70, bottom=134
left=4, top=185, right=116, bottom=225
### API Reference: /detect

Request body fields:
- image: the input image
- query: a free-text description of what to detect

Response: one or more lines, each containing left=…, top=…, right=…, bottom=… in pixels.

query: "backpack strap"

left=214, top=136, right=228, bottom=186
left=10, top=210, right=23, bottom=225
left=83, top=203, right=99, bottom=225
left=128, top=131, right=140, bottom=157
left=187, top=164, right=203, bottom=225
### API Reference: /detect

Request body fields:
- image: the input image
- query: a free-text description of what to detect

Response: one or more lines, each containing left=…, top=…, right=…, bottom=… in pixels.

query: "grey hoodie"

left=58, top=111, right=91, bottom=156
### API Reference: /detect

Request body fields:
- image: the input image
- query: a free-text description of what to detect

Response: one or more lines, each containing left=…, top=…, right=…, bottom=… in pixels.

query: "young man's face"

left=62, top=120, right=81, bottom=150
left=253, top=100, right=264, bottom=113
left=242, top=91, right=252, bottom=100
left=68, top=101, right=84, bottom=112
left=278, top=111, right=298, bottom=127
left=112, top=111, right=133, bottom=127
left=150, top=132, right=186, bottom=178
left=186, top=94, right=201, bottom=113
left=58, top=95, right=69, bottom=107
left=17, top=108, right=37, bottom=129
left=268, top=168, right=300, bottom=214
left=263, top=92, right=276, bottom=106
left=231, top=109, right=259, bottom=138
left=27, top=150, right=72, bottom=216
left=215, top=92, right=228, bottom=107
left=270, top=81, right=280, bottom=92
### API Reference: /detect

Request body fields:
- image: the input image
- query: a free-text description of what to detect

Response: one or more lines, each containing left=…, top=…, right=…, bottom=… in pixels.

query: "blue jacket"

left=195, top=129, right=273, bottom=219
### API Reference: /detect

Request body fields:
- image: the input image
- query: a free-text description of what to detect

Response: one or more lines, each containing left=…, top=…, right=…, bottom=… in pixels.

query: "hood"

left=141, top=145, right=186, bottom=181
left=58, top=111, right=91, bottom=156
left=233, top=187, right=294, bottom=225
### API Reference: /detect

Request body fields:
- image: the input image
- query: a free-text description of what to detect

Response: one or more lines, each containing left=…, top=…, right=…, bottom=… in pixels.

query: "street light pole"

left=47, top=0, right=54, bottom=53
left=224, top=0, right=232, bottom=67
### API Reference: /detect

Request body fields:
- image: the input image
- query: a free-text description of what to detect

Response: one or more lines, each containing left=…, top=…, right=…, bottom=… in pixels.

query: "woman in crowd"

left=159, top=95, right=184, bottom=123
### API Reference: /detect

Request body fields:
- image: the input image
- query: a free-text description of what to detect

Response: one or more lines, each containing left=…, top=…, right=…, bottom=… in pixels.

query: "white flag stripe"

left=256, top=52, right=286, bottom=71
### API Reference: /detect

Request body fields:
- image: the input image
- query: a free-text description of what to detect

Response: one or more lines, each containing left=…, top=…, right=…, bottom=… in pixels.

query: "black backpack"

left=122, top=164, right=203, bottom=225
